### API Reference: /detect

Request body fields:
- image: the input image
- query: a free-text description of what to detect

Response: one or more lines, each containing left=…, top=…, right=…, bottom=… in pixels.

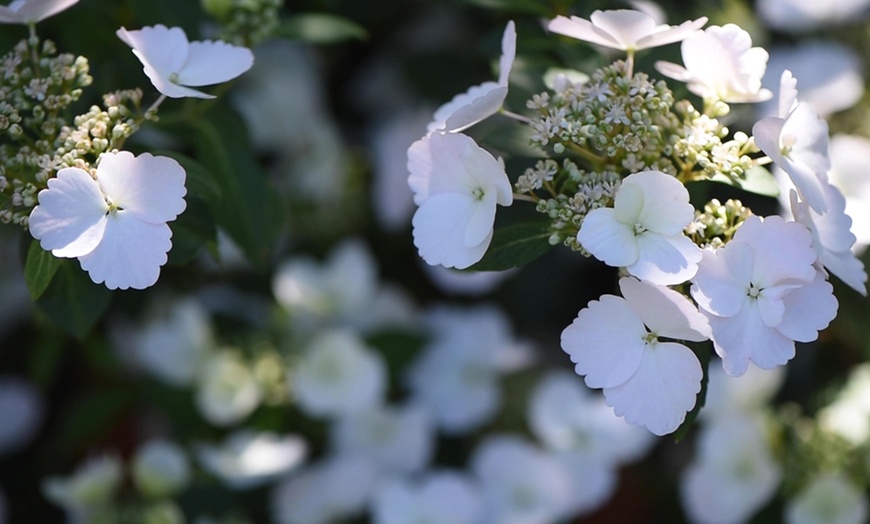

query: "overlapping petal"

left=548, top=10, right=706, bottom=52
left=96, top=151, right=187, bottom=224
left=0, top=0, right=79, bottom=24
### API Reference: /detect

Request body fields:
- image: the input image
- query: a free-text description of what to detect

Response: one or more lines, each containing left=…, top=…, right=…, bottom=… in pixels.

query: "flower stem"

left=500, top=108, right=532, bottom=124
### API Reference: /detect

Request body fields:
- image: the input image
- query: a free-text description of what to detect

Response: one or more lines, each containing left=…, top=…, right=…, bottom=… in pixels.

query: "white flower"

left=828, top=134, right=870, bottom=250
left=0, top=0, right=79, bottom=24
left=291, top=330, right=386, bottom=418
left=372, top=472, right=483, bottom=524
left=330, top=403, right=433, bottom=475
left=817, top=364, right=870, bottom=445
left=0, top=377, right=42, bottom=456
left=131, top=439, right=190, bottom=498
left=408, top=132, right=513, bottom=269
left=790, top=186, right=867, bottom=295
left=195, top=351, right=261, bottom=426
left=43, top=455, right=123, bottom=514
left=757, top=0, right=870, bottom=31
left=116, top=24, right=254, bottom=99
left=655, top=24, right=772, bottom=103
left=196, top=430, right=308, bottom=490
left=548, top=9, right=706, bottom=53
left=427, top=21, right=515, bottom=133
left=561, top=277, right=710, bottom=436
left=578, top=170, right=702, bottom=286
left=28, top=151, right=187, bottom=290
left=691, top=215, right=838, bottom=377
left=680, top=414, right=780, bottom=524
left=785, top=471, right=868, bottom=524
left=753, top=71, right=831, bottom=213
left=703, top=362, right=785, bottom=418
left=471, top=435, right=574, bottom=524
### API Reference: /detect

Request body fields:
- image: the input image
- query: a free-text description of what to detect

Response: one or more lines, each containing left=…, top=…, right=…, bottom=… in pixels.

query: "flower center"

left=169, top=71, right=180, bottom=84
left=780, top=132, right=797, bottom=156
left=472, top=187, right=485, bottom=201
left=105, top=196, right=123, bottom=215
left=633, top=222, right=647, bottom=235
left=747, top=282, right=761, bottom=299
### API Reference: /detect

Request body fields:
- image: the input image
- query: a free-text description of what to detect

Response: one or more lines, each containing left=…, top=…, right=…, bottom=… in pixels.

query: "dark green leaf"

left=34, top=262, right=112, bottom=341
left=167, top=197, right=217, bottom=265
left=461, top=0, right=551, bottom=15
left=470, top=221, right=554, bottom=271
left=709, top=165, right=780, bottom=198
left=155, top=150, right=223, bottom=203
left=673, top=342, right=713, bottom=442
left=275, top=14, right=368, bottom=44
left=24, top=240, right=62, bottom=300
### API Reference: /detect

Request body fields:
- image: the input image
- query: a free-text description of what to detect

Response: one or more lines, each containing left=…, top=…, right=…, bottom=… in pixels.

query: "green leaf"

left=709, top=165, right=780, bottom=198
left=24, top=240, right=62, bottom=300
left=155, top=150, right=223, bottom=203
left=470, top=221, right=554, bottom=271
left=275, top=14, right=368, bottom=44
left=34, top=262, right=112, bottom=341
left=167, top=197, right=217, bottom=266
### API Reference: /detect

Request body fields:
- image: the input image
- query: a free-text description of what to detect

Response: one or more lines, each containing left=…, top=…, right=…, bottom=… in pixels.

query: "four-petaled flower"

left=117, top=24, right=254, bottom=99
left=427, top=21, right=516, bottom=133
left=548, top=9, right=706, bottom=54
left=408, top=132, right=513, bottom=269
left=0, top=0, right=79, bottom=24
left=29, top=151, right=187, bottom=290
left=578, top=170, right=702, bottom=285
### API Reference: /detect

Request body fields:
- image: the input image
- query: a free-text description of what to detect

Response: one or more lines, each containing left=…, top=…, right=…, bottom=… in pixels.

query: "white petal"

left=734, top=215, right=816, bottom=287
left=654, top=60, right=691, bottom=82
left=117, top=25, right=189, bottom=85
left=630, top=232, right=700, bottom=285
left=780, top=103, right=831, bottom=213
left=0, top=0, right=79, bottom=23
left=619, top=277, right=711, bottom=341
left=428, top=83, right=506, bottom=133
left=603, top=342, right=702, bottom=436
left=776, top=271, right=838, bottom=343
left=578, top=208, right=639, bottom=267
left=819, top=248, right=867, bottom=296
left=498, top=21, right=516, bottom=86
left=589, top=9, right=657, bottom=50
left=709, top=303, right=795, bottom=376
left=561, top=295, right=647, bottom=389
left=176, top=40, right=254, bottom=87
left=628, top=171, right=694, bottom=235
left=464, top=190, right=497, bottom=248
left=28, top=167, right=108, bottom=258
left=412, top=193, right=492, bottom=270
left=78, top=212, right=173, bottom=290
left=691, top=241, right=754, bottom=318
left=634, top=16, right=708, bottom=51
left=547, top=15, right=621, bottom=49
left=613, top=179, right=643, bottom=225
left=778, top=70, right=799, bottom=119
left=96, top=152, right=187, bottom=224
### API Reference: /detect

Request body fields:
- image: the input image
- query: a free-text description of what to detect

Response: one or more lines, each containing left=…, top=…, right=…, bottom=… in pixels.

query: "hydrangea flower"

left=655, top=24, right=773, bottom=104
left=691, top=215, right=838, bottom=376
left=43, top=455, right=123, bottom=520
left=562, top=277, right=710, bottom=435
left=131, top=439, right=191, bottom=498
left=577, top=170, right=702, bottom=285
left=427, top=21, right=515, bottom=133
left=753, top=71, right=831, bottom=213
left=829, top=134, right=870, bottom=249
left=0, top=0, right=79, bottom=24
left=408, top=132, right=513, bottom=269
left=196, top=430, right=308, bottom=490
left=28, top=151, right=187, bottom=290
left=195, top=351, right=261, bottom=426
left=548, top=9, right=706, bottom=54
left=116, top=24, right=254, bottom=99
left=785, top=471, right=868, bottom=524
left=372, top=472, right=483, bottom=524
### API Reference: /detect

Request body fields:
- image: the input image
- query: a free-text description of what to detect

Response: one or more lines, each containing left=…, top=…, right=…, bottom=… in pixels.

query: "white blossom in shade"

left=195, top=350, right=261, bottom=426
left=43, top=455, right=123, bottom=518
left=0, top=377, right=42, bottom=456
left=427, top=21, right=515, bottom=133
left=562, top=277, right=710, bottom=436
left=761, top=42, right=863, bottom=118
left=271, top=456, right=378, bottom=524
left=790, top=187, right=867, bottom=295
left=578, top=170, right=702, bottom=285
left=547, top=10, right=706, bottom=53
left=330, top=403, right=433, bottom=475
left=125, top=298, right=213, bottom=387
left=680, top=414, right=780, bottom=524
left=131, top=439, right=190, bottom=498
left=0, top=0, right=79, bottom=24
left=195, top=430, right=308, bottom=490
left=28, top=151, right=186, bottom=290
left=828, top=134, right=870, bottom=250
left=785, top=471, right=868, bottom=524
left=753, top=71, right=831, bottom=214
left=116, top=25, right=254, bottom=100
left=655, top=24, right=772, bottom=104
left=407, top=305, right=532, bottom=434
left=703, top=361, right=785, bottom=418
left=757, top=0, right=870, bottom=32
left=372, top=471, right=483, bottom=524
left=291, top=330, right=386, bottom=418
left=818, top=364, right=870, bottom=446
left=408, top=132, right=513, bottom=269
left=471, top=435, right=573, bottom=524
left=691, top=215, right=838, bottom=377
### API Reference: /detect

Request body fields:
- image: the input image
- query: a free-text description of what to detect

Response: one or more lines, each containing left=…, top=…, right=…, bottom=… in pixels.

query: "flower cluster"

left=407, top=8, right=867, bottom=436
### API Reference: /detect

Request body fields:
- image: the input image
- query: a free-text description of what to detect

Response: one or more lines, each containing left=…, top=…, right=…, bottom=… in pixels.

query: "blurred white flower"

left=427, top=21, right=515, bottom=133
left=757, top=0, right=870, bottom=31
left=372, top=471, right=483, bottom=524
left=196, top=430, right=308, bottom=490
left=680, top=414, right=780, bottom=524
left=548, top=10, right=706, bottom=53
left=271, top=456, right=379, bottom=524
left=331, top=403, right=433, bottom=475
left=43, top=455, right=123, bottom=518
left=292, top=330, right=386, bottom=418
left=703, top=362, right=785, bottom=418
left=117, top=24, right=254, bottom=99
left=131, top=439, right=191, bottom=498
left=785, top=471, right=868, bottom=524
left=0, top=0, right=79, bottom=24
left=818, top=363, right=870, bottom=445
left=829, top=134, right=870, bottom=250
left=195, top=350, right=261, bottom=426
left=471, top=435, right=574, bottom=524
left=0, top=377, right=42, bottom=455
